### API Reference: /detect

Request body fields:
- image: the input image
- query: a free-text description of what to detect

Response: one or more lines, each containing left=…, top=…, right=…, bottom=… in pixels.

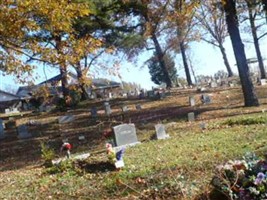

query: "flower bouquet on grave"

left=211, top=152, right=267, bottom=200
left=106, top=143, right=125, bottom=170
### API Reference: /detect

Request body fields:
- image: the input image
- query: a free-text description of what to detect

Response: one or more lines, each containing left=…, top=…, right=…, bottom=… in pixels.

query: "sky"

left=0, top=34, right=267, bottom=92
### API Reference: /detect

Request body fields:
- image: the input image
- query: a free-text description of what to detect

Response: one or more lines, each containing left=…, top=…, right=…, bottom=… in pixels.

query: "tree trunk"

left=151, top=34, right=172, bottom=88
left=247, top=2, right=266, bottom=79
left=76, top=62, right=90, bottom=100
left=218, top=43, right=234, bottom=77
left=180, top=41, right=193, bottom=86
left=223, top=0, right=259, bottom=107
left=262, top=0, right=267, bottom=23
left=55, top=36, right=69, bottom=100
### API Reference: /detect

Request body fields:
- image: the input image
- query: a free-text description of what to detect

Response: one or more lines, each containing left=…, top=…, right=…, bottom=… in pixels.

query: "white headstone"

left=155, top=124, right=170, bottom=140
left=189, top=96, right=195, bottom=106
left=188, top=112, right=195, bottom=122
left=78, top=135, right=85, bottom=140
left=260, top=79, right=266, bottom=85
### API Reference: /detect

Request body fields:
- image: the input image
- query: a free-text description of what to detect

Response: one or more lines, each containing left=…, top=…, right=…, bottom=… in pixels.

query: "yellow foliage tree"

left=0, top=0, right=102, bottom=100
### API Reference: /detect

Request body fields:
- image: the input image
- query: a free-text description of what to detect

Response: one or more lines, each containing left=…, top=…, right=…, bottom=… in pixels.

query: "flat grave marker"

left=58, top=115, right=75, bottom=124
left=155, top=124, right=170, bottom=140
left=113, top=123, right=140, bottom=147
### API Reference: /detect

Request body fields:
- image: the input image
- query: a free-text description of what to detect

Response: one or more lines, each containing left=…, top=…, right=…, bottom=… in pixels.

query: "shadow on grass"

left=195, top=189, right=228, bottom=200
left=76, top=160, right=116, bottom=173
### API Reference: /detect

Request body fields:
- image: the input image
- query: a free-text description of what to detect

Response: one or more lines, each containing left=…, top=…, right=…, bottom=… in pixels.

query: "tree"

left=244, top=0, right=266, bottom=79
left=197, top=0, right=234, bottom=77
left=262, top=0, right=267, bottom=23
left=173, top=0, right=201, bottom=86
left=146, top=53, right=177, bottom=85
left=222, top=0, right=259, bottom=107
left=0, top=0, right=96, bottom=101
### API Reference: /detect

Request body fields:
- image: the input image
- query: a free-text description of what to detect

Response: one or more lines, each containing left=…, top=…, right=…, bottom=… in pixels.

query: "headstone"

left=113, top=124, right=140, bottom=147
left=0, top=119, right=5, bottom=139
left=229, top=83, right=235, bottom=87
left=104, top=102, right=112, bottom=116
left=189, top=96, right=195, bottom=106
left=90, top=107, right=98, bottom=118
left=136, top=104, right=142, bottom=110
left=200, top=122, right=207, bottom=130
left=201, top=94, right=211, bottom=104
left=210, top=82, right=217, bottom=88
left=78, top=135, right=85, bottom=140
left=260, top=79, right=266, bottom=86
left=121, top=105, right=128, bottom=113
left=58, top=115, right=75, bottom=124
left=188, top=112, right=195, bottom=122
left=159, top=91, right=166, bottom=99
left=155, top=124, right=170, bottom=140
left=147, top=90, right=154, bottom=98
left=17, top=124, right=32, bottom=139
left=5, top=108, right=10, bottom=114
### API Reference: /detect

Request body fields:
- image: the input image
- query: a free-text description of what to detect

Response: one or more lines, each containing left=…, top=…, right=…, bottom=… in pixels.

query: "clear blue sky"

left=0, top=36, right=267, bottom=92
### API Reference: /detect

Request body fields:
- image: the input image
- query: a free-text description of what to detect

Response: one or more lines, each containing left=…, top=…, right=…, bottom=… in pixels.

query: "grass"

left=1, top=87, right=267, bottom=199
left=1, top=113, right=267, bottom=199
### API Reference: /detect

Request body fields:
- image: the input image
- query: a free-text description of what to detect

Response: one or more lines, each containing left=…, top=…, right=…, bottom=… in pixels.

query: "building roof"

left=16, top=73, right=121, bottom=97
left=0, top=89, right=20, bottom=98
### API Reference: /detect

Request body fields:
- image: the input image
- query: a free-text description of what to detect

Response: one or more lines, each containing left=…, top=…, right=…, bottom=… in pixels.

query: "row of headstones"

left=189, top=94, right=211, bottom=107
left=0, top=115, right=77, bottom=140
left=5, top=108, right=20, bottom=114
left=91, top=103, right=143, bottom=118
left=0, top=119, right=32, bottom=139
left=111, top=123, right=170, bottom=147
left=112, top=120, right=207, bottom=148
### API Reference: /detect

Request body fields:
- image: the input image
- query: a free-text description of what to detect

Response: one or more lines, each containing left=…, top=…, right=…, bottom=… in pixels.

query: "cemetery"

left=1, top=85, right=267, bottom=199
left=1, top=0, right=267, bottom=198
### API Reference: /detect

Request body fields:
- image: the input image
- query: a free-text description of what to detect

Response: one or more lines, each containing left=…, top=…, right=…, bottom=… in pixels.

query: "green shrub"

left=40, top=142, right=55, bottom=167
left=223, top=116, right=266, bottom=126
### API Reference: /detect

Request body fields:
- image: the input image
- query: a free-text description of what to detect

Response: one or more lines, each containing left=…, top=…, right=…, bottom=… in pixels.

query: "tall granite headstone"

left=113, top=124, right=140, bottom=147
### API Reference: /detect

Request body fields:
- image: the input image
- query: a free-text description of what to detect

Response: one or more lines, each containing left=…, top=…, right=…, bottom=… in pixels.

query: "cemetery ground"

left=1, top=86, right=267, bottom=199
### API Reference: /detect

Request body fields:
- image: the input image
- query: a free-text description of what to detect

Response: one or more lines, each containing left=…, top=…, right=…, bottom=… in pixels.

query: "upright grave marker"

left=189, top=96, right=195, bottom=106
left=188, top=112, right=195, bottom=122
left=104, top=102, right=112, bottom=116
left=113, top=124, right=140, bottom=147
left=201, top=94, right=211, bottom=104
left=17, top=124, right=32, bottom=139
left=121, top=105, right=128, bottom=113
left=155, top=124, right=170, bottom=140
left=90, top=107, right=98, bottom=118
left=0, top=119, right=5, bottom=139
